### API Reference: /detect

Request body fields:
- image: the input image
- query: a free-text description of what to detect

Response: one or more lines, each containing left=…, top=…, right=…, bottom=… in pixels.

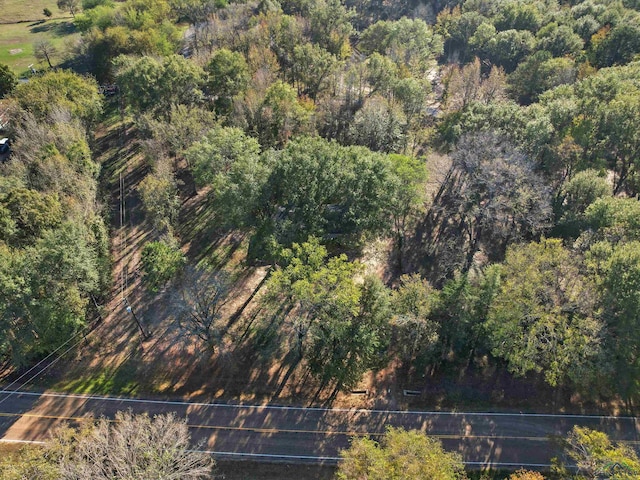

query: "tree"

left=348, top=95, right=407, bottom=153
left=0, top=443, right=59, bottom=479
left=140, top=239, right=185, bottom=293
left=57, top=0, right=80, bottom=17
left=0, top=222, right=102, bottom=367
left=537, top=23, right=584, bottom=57
left=308, top=0, right=354, bottom=58
left=556, top=169, right=611, bottom=237
left=485, top=239, right=603, bottom=387
left=33, top=39, right=57, bottom=69
left=390, top=274, right=438, bottom=364
left=185, top=126, right=260, bottom=188
left=429, top=132, right=552, bottom=277
left=258, top=136, right=397, bottom=251
left=290, top=43, right=339, bottom=100
left=387, top=154, right=428, bottom=269
left=591, top=24, right=640, bottom=68
left=359, top=18, right=444, bottom=76
left=11, top=70, right=102, bottom=125
left=139, top=104, right=217, bottom=159
left=1, top=188, right=63, bottom=247
left=595, top=241, right=640, bottom=400
left=114, top=54, right=204, bottom=116
left=43, top=7, right=53, bottom=17
left=508, top=471, right=545, bottom=480
left=138, top=168, right=180, bottom=231
left=582, top=197, right=640, bottom=245
left=55, top=411, right=214, bottom=479
left=268, top=238, right=390, bottom=390
left=556, top=426, right=640, bottom=480
left=509, top=52, right=576, bottom=104
left=0, top=63, right=17, bottom=98
left=337, top=427, right=467, bottom=480
left=205, top=48, right=249, bottom=114
left=255, top=80, right=311, bottom=147
left=174, top=267, right=230, bottom=353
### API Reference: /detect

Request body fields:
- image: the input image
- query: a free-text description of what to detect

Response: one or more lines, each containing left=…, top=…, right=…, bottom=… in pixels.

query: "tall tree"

left=485, top=239, right=603, bottom=387
left=33, top=40, right=57, bottom=69
left=174, top=267, right=230, bottom=353
left=114, top=54, right=204, bottom=116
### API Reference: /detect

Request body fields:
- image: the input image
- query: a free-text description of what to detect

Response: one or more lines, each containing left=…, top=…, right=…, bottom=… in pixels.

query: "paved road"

left=1, top=389, right=639, bottom=468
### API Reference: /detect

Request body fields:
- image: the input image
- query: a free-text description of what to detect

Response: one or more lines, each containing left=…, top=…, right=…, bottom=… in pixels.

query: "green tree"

left=556, top=169, right=611, bottom=237
left=485, top=239, right=603, bottom=387
left=290, top=43, right=339, bottom=100
left=138, top=168, right=180, bottom=231
left=259, top=136, right=396, bottom=250
left=556, top=426, right=640, bottom=480
left=359, top=18, right=444, bottom=75
left=387, top=154, right=427, bottom=268
left=494, top=1, right=542, bottom=32
left=348, top=95, right=407, bottom=153
left=140, top=239, right=186, bottom=293
left=390, top=274, right=438, bottom=364
left=0, top=444, right=59, bottom=479
left=256, top=80, right=312, bottom=147
left=185, top=126, right=260, bottom=188
left=536, top=23, right=584, bottom=57
left=337, top=427, right=467, bottom=480
left=1, top=222, right=102, bottom=367
left=0, top=63, right=17, bottom=98
left=582, top=197, right=640, bottom=245
left=595, top=241, right=640, bottom=400
left=509, top=51, right=576, bottom=104
left=591, top=24, right=640, bottom=68
left=11, top=70, right=102, bottom=125
left=114, top=54, right=204, bottom=116
left=308, top=0, right=354, bottom=58
left=205, top=48, right=249, bottom=114
left=1, top=188, right=63, bottom=247
left=268, top=238, right=390, bottom=390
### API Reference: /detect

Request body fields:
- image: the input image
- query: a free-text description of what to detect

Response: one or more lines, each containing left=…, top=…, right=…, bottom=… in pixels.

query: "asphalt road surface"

left=1, top=389, right=639, bottom=468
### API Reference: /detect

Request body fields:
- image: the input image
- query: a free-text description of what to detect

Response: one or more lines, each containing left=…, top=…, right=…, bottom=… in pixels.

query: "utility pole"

left=125, top=298, right=149, bottom=340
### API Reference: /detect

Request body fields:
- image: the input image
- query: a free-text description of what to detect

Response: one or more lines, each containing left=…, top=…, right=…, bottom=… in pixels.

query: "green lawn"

left=0, top=0, right=70, bottom=23
left=0, top=18, right=78, bottom=75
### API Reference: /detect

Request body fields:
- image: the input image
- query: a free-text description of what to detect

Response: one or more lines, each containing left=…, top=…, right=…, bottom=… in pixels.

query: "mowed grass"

left=0, top=18, right=78, bottom=75
left=0, top=0, right=69, bottom=23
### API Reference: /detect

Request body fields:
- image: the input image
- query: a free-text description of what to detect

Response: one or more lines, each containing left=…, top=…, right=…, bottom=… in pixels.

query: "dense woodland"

left=2, top=0, right=640, bottom=465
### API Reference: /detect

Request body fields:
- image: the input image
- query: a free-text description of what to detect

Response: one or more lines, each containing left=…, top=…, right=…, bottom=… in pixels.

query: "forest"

left=2, top=0, right=640, bottom=477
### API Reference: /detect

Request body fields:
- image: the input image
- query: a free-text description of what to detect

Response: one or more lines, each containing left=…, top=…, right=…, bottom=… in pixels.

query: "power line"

left=0, top=319, right=96, bottom=408
left=0, top=304, right=115, bottom=409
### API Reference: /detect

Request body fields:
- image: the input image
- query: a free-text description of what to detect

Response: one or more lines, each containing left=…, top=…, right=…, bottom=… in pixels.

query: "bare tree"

left=34, top=39, right=57, bottom=69
left=421, top=132, right=552, bottom=281
left=56, top=0, right=79, bottom=17
left=174, top=267, right=230, bottom=352
left=55, top=411, right=214, bottom=479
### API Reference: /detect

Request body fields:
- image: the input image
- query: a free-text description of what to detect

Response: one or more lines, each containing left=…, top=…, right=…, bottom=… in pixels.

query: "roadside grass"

left=1, top=0, right=69, bottom=23
left=52, top=360, right=141, bottom=396
left=0, top=18, right=78, bottom=75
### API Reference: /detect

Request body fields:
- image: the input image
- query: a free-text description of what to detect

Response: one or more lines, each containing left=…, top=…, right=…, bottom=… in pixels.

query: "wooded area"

left=2, top=0, right=640, bottom=476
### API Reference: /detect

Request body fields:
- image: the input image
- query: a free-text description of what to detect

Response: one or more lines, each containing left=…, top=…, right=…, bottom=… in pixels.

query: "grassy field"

left=0, top=0, right=68, bottom=23
left=0, top=18, right=78, bottom=75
